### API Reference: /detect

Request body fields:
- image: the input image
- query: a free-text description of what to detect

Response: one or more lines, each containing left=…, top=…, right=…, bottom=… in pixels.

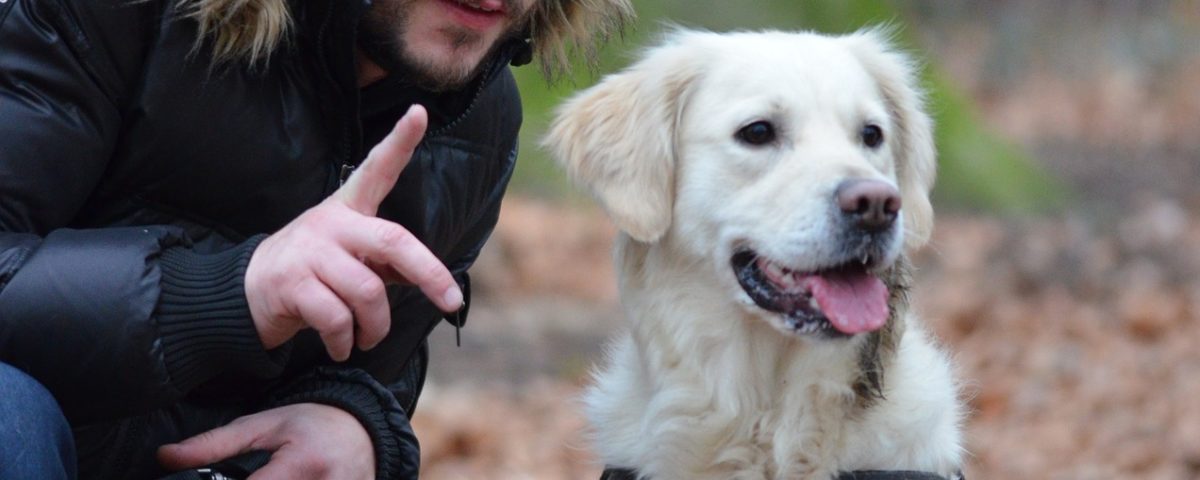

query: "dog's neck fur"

left=854, top=260, right=910, bottom=407
left=598, top=235, right=913, bottom=478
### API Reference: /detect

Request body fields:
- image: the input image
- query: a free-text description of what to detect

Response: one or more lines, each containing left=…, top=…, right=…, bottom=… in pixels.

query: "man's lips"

left=439, top=0, right=507, bottom=31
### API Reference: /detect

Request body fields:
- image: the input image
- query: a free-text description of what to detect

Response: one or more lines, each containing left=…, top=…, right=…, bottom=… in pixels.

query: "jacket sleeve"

left=267, top=367, right=421, bottom=480
left=0, top=0, right=286, bottom=424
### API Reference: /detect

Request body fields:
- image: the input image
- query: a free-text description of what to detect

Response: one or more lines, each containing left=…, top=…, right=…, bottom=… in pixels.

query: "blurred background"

left=413, top=1, right=1200, bottom=478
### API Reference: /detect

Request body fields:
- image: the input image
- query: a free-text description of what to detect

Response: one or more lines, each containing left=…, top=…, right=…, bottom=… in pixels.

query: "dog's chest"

left=737, top=395, right=856, bottom=479
left=636, top=382, right=859, bottom=480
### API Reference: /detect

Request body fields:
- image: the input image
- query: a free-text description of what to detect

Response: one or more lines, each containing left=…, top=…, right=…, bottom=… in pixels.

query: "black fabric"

left=600, top=467, right=640, bottom=480
left=2, top=0, right=524, bottom=476
left=838, top=470, right=963, bottom=480
left=74, top=400, right=247, bottom=480
left=157, top=234, right=291, bottom=392
left=268, top=367, right=420, bottom=480
left=601, top=467, right=964, bottom=480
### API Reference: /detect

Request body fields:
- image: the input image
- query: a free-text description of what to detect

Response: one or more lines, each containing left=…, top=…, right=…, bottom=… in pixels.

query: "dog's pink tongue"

left=804, top=271, right=889, bottom=334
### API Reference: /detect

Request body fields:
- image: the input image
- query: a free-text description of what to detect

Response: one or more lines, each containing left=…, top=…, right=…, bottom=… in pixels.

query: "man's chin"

left=360, top=41, right=487, bottom=92
left=409, top=51, right=486, bottom=91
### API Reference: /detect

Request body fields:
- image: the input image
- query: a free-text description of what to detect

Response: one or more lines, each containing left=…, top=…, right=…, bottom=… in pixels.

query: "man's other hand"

left=157, top=403, right=374, bottom=480
left=245, top=105, right=462, bottom=361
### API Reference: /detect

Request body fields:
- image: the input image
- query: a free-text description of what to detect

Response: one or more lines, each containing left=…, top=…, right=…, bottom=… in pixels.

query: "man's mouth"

left=731, top=250, right=890, bottom=337
left=452, top=0, right=504, bottom=13
left=441, top=0, right=507, bottom=30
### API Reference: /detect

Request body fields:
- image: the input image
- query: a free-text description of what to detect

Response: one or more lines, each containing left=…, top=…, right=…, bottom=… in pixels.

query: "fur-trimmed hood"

left=178, top=0, right=633, bottom=75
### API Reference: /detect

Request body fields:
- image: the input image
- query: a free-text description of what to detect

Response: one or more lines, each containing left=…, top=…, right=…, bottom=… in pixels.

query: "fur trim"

left=529, top=0, right=635, bottom=79
left=182, top=0, right=634, bottom=76
left=179, top=0, right=291, bottom=66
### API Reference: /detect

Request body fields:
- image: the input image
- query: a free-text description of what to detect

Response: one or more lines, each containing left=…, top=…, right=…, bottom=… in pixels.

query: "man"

left=0, top=0, right=632, bottom=478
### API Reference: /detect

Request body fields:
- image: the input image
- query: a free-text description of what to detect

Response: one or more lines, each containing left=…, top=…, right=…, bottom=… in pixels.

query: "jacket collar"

left=294, top=0, right=527, bottom=126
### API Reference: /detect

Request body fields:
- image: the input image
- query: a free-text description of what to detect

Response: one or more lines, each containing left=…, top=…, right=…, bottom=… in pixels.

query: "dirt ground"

left=410, top=197, right=1200, bottom=480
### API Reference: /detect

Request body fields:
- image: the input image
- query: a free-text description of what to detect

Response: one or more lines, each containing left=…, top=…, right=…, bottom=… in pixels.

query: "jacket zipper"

left=313, top=0, right=356, bottom=193
left=338, top=162, right=356, bottom=185
left=426, top=57, right=496, bottom=138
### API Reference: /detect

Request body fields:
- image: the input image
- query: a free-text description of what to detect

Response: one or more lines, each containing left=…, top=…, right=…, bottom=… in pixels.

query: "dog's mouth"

left=731, top=250, right=889, bottom=337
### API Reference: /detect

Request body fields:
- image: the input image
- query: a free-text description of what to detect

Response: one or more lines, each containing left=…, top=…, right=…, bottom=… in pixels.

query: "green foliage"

left=509, top=0, right=1066, bottom=213
left=925, top=73, right=1066, bottom=212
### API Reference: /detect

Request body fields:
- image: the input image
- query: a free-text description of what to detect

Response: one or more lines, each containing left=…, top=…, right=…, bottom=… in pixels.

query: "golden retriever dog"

left=543, top=28, right=965, bottom=480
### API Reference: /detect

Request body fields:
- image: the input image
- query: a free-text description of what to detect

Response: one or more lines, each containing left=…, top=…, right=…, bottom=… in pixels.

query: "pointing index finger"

left=337, top=104, right=428, bottom=215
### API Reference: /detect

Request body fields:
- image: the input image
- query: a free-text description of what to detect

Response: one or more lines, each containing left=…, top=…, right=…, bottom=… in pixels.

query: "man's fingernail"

left=402, top=104, right=422, bottom=122
left=442, top=287, right=463, bottom=311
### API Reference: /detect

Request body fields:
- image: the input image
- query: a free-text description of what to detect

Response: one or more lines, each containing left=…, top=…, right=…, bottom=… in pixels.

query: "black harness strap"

left=839, top=471, right=964, bottom=480
left=601, top=467, right=964, bottom=480
left=600, top=468, right=639, bottom=480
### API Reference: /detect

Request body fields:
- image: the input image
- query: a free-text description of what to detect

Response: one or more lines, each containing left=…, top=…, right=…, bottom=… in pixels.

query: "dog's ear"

left=844, top=29, right=937, bottom=251
left=542, top=35, right=704, bottom=243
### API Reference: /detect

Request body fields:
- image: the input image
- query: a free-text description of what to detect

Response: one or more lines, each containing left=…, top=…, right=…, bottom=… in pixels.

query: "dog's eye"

left=736, top=121, right=776, bottom=146
left=860, top=124, right=884, bottom=149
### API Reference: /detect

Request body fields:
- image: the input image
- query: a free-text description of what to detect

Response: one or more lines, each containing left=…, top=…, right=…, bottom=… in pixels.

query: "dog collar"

left=601, top=467, right=965, bottom=480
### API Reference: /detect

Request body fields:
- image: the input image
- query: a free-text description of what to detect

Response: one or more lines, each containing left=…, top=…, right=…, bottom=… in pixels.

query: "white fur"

left=544, top=29, right=964, bottom=480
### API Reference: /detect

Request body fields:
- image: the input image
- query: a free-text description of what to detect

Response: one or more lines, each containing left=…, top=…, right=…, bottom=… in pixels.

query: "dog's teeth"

left=860, top=253, right=869, bottom=265
left=808, top=296, right=820, bottom=310
left=779, top=273, right=797, bottom=288
left=765, top=262, right=784, bottom=279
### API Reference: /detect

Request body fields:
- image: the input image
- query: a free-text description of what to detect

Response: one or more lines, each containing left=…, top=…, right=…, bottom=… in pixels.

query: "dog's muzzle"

left=731, top=250, right=890, bottom=337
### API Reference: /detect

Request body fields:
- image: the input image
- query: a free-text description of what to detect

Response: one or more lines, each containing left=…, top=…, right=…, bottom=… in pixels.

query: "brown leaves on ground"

left=415, top=196, right=1200, bottom=480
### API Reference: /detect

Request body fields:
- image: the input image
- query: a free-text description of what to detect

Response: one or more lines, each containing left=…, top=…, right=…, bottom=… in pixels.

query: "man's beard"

left=359, top=0, right=528, bottom=92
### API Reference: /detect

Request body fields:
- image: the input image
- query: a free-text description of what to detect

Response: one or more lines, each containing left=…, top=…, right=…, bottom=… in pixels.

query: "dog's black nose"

left=835, top=179, right=901, bottom=231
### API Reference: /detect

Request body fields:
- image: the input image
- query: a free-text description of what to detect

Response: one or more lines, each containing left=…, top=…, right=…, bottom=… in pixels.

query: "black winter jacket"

left=0, top=0, right=524, bottom=478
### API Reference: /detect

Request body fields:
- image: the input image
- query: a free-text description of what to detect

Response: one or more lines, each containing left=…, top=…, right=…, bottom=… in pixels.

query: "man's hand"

left=157, top=403, right=374, bottom=480
left=245, top=105, right=462, bottom=361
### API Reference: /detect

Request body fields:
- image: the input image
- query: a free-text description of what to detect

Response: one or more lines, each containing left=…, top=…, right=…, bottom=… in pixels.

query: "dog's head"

left=544, top=28, right=935, bottom=341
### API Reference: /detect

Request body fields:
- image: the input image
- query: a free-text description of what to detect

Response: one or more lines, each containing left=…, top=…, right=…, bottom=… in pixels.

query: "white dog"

left=544, top=28, right=965, bottom=480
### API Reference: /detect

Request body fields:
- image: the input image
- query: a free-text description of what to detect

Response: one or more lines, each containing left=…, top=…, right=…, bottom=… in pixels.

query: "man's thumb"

left=157, top=422, right=262, bottom=471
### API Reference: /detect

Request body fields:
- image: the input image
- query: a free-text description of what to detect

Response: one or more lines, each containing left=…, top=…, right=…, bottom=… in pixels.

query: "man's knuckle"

left=374, top=223, right=411, bottom=247
left=303, top=454, right=332, bottom=474
left=418, top=264, right=447, bottom=285
left=313, top=306, right=351, bottom=332
left=374, top=224, right=418, bottom=257
left=300, top=206, right=334, bottom=227
left=329, top=310, right=353, bottom=329
left=355, top=277, right=386, bottom=302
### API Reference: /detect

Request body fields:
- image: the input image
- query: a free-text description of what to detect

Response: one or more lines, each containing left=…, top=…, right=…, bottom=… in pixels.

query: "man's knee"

left=0, top=362, right=77, bottom=479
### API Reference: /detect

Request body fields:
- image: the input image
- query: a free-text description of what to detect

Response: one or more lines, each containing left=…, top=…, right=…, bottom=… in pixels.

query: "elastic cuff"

left=269, top=367, right=418, bottom=480
left=156, top=234, right=289, bottom=392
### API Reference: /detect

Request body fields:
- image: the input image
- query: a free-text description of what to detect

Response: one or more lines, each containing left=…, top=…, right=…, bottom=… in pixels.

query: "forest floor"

left=411, top=195, right=1200, bottom=479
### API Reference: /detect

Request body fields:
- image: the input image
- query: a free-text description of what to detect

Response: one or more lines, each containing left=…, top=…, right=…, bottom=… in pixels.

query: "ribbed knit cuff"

left=156, top=234, right=289, bottom=392
left=269, top=367, right=419, bottom=480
